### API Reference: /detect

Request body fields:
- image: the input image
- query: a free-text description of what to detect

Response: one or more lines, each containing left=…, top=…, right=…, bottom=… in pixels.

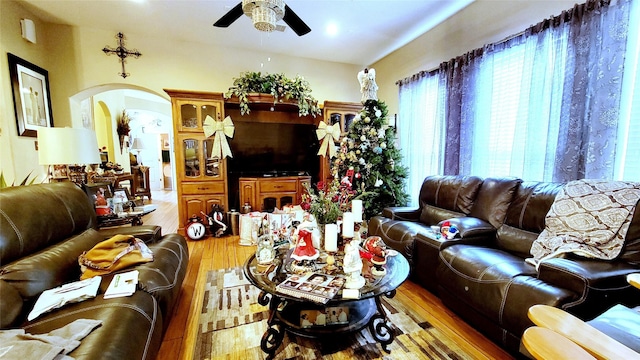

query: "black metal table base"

left=257, top=289, right=398, bottom=358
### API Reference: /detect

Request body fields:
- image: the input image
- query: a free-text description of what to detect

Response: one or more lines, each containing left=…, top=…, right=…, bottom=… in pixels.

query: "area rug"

left=194, top=267, right=471, bottom=359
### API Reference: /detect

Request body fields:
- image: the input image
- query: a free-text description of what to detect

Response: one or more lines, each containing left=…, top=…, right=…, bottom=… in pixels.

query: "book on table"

left=276, top=272, right=346, bottom=304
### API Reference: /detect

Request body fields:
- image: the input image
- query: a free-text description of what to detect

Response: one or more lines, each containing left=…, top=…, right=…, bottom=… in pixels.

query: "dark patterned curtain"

left=437, top=0, right=632, bottom=180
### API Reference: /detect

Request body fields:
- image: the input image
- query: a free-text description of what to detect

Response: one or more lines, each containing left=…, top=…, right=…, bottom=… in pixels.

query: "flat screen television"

left=226, top=121, right=320, bottom=210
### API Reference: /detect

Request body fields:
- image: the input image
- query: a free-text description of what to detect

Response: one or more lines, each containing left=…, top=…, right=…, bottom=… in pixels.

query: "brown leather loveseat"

left=0, top=182, right=189, bottom=359
left=369, top=175, right=640, bottom=354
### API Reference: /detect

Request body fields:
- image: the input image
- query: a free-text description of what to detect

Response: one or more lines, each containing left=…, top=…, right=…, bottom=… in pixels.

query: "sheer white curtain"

left=615, top=0, right=640, bottom=181
left=398, top=74, right=444, bottom=206
left=466, top=29, right=568, bottom=181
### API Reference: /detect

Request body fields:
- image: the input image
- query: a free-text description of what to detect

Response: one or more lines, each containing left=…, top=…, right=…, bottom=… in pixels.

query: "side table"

left=97, top=209, right=155, bottom=228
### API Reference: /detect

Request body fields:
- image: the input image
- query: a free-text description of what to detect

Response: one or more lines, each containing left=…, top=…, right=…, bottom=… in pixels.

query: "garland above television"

left=225, top=71, right=321, bottom=117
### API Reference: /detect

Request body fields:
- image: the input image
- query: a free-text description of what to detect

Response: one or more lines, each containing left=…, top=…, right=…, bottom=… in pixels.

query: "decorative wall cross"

left=102, top=32, right=142, bottom=79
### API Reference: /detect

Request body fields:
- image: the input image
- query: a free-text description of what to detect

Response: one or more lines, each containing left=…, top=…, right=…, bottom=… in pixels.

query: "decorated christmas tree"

left=330, top=69, right=409, bottom=219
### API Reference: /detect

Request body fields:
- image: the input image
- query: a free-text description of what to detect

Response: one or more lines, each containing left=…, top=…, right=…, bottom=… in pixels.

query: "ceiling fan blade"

left=213, top=2, right=243, bottom=28
left=283, top=5, right=311, bottom=36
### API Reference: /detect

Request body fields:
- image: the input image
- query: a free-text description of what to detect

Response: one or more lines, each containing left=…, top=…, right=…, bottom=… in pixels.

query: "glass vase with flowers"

left=301, top=177, right=356, bottom=226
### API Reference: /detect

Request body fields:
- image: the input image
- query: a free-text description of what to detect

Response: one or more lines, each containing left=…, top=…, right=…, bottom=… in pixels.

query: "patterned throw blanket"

left=529, top=179, right=640, bottom=266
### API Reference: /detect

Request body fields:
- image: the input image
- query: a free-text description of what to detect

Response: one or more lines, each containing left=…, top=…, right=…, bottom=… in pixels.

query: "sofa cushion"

left=23, top=290, right=163, bottom=360
left=620, top=198, right=640, bottom=265
left=0, top=183, right=96, bottom=265
left=368, top=216, right=431, bottom=258
left=0, top=279, right=22, bottom=328
left=437, top=244, right=537, bottom=321
left=418, top=175, right=483, bottom=224
left=0, top=229, right=103, bottom=302
left=135, top=233, right=189, bottom=321
left=496, top=181, right=563, bottom=257
left=438, top=217, right=495, bottom=238
left=468, top=177, right=522, bottom=229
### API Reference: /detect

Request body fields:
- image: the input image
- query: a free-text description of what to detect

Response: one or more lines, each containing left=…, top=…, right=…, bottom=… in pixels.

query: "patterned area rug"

left=194, top=267, right=471, bottom=360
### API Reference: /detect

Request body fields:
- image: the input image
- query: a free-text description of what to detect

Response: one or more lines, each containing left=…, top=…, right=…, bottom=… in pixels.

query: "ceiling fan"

left=214, top=0, right=311, bottom=36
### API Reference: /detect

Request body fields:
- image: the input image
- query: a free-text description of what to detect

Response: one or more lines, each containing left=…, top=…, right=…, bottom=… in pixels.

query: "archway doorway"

left=69, top=84, right=174, bottom=192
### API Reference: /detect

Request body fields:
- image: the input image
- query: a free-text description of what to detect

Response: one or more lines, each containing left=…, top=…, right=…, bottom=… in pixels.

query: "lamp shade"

left=37, top=127, right=101, bottom=165
left=131, top=137, right=145, bottom=150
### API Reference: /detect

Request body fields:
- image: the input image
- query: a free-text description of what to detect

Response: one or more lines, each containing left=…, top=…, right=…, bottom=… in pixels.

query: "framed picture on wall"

left=7, top=53, right=54, bottom=137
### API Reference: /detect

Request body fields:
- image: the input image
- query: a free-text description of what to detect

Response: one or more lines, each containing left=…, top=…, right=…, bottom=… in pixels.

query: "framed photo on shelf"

left=7, top=53, right=54, bottom=137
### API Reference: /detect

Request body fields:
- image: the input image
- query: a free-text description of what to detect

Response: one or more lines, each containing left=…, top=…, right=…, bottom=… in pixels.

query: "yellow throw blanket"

left=529, top=179, right=640, bottom=267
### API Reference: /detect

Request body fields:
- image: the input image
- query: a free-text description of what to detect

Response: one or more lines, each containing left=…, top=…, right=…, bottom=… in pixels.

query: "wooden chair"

left=523, top=273, right=640, bottom=360
left=522, top=327, right=595, bottom=360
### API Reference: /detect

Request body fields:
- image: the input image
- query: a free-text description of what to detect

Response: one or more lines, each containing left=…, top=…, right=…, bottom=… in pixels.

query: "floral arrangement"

left=301, top=177, right=355, bottom=225
left=225, top=71, right=321, bottom=117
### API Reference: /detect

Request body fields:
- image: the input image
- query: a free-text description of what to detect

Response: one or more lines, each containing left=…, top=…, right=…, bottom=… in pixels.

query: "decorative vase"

left=119, top=134, right=125, bottom=154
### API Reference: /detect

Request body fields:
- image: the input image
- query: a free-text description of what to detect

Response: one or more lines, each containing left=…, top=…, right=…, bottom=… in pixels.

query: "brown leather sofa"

left=0, top=182, right=189, bottom=360
left=369, top=175, right=640, bottom=354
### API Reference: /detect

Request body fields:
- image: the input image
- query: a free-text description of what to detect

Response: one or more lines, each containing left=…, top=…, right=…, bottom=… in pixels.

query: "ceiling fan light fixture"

left=242, top=0, right=284, bottom=32
left=252, top=6, right=276, bottom=32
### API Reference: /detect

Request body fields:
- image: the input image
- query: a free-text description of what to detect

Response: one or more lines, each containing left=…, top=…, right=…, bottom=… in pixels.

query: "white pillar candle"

left=324, top=223, right=338, bottom=252
left=342, top=212, right=354, bottom=238
left=352, top=200, right=363, bottom=223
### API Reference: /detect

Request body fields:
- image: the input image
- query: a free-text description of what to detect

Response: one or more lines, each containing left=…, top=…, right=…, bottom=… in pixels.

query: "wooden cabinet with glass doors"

left=165, top=89, right=228, bottom=236
left=320, top=101, right=363, bottom=182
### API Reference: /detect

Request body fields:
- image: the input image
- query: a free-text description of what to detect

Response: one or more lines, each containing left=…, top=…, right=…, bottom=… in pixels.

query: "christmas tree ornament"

left=357, top=68, right=378, bottom=102
left=203, top=115, right=235, bottom=159
left=316, top=121, right=341, bottom=158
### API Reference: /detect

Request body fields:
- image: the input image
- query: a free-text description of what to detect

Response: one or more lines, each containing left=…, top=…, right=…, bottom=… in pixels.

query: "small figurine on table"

left=363, top=236, right=388, bottom=277
left=343, top=239, right=365, bottom=289
left=290, top=228, right=319, bottom=274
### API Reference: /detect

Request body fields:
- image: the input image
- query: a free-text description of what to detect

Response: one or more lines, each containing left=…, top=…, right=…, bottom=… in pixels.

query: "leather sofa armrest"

left=537, top=257, right=639, bottom=295
left=438, top=216, right=497, bottom=239
left=99, top=225, right=162, bottom=244
left=382, top=206, right=420, bottom=221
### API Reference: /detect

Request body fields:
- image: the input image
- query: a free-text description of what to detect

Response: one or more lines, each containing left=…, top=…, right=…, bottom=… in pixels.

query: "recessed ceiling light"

left=326, top=23, right=338, bottom=36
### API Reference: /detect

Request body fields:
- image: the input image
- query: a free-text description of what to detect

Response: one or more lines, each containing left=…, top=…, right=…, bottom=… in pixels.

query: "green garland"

left=225, top=71, right=321, bottom=117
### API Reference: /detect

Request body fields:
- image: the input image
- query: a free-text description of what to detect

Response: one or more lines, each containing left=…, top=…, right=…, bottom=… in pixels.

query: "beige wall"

left=1, top=0, right=577, bottom=184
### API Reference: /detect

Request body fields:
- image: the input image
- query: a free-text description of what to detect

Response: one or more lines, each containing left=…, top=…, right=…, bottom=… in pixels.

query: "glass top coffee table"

left=244, top=247, right=409, bottom=358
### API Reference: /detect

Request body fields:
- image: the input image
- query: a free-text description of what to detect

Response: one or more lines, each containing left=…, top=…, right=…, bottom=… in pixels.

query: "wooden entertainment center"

left=239, top=175, right=311, bottom=213
left=165, top=89, right=360, bottom=235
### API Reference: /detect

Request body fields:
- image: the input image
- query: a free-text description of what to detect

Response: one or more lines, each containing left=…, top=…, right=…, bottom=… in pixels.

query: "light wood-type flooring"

left=138, top=190, right=514, bottom=360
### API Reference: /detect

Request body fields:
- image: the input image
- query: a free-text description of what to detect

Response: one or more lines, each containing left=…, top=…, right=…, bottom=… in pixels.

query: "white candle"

left=342, top=212, right=354, bottom=238
left=352, top=200, right=363, bottom=223
left=324, top=223, right=338, bottom=252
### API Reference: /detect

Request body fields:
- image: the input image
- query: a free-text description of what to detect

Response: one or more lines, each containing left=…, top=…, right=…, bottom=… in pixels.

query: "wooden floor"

left=142, top=190, right=514, bottom=360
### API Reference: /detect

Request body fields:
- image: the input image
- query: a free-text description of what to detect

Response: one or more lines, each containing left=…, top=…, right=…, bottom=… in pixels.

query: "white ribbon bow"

left=204, top=115, right=235, bottom=159
left=316, top=121, right=341, bottom=158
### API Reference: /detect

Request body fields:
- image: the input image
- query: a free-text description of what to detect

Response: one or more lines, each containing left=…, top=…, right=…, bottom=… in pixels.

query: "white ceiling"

left=19, top=0, right=475, bottom=66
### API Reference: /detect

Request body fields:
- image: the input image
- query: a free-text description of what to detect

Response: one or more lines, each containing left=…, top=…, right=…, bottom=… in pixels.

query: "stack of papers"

left=104, top=270, right=139, bottom=299
left=28, top=276, right=102, bottom=321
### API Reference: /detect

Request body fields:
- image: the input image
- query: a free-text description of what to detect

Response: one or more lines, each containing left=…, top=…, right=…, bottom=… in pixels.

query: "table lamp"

left=131, top=137, right=145, bottom=164
left=37, top=127, right=101, bottom=184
